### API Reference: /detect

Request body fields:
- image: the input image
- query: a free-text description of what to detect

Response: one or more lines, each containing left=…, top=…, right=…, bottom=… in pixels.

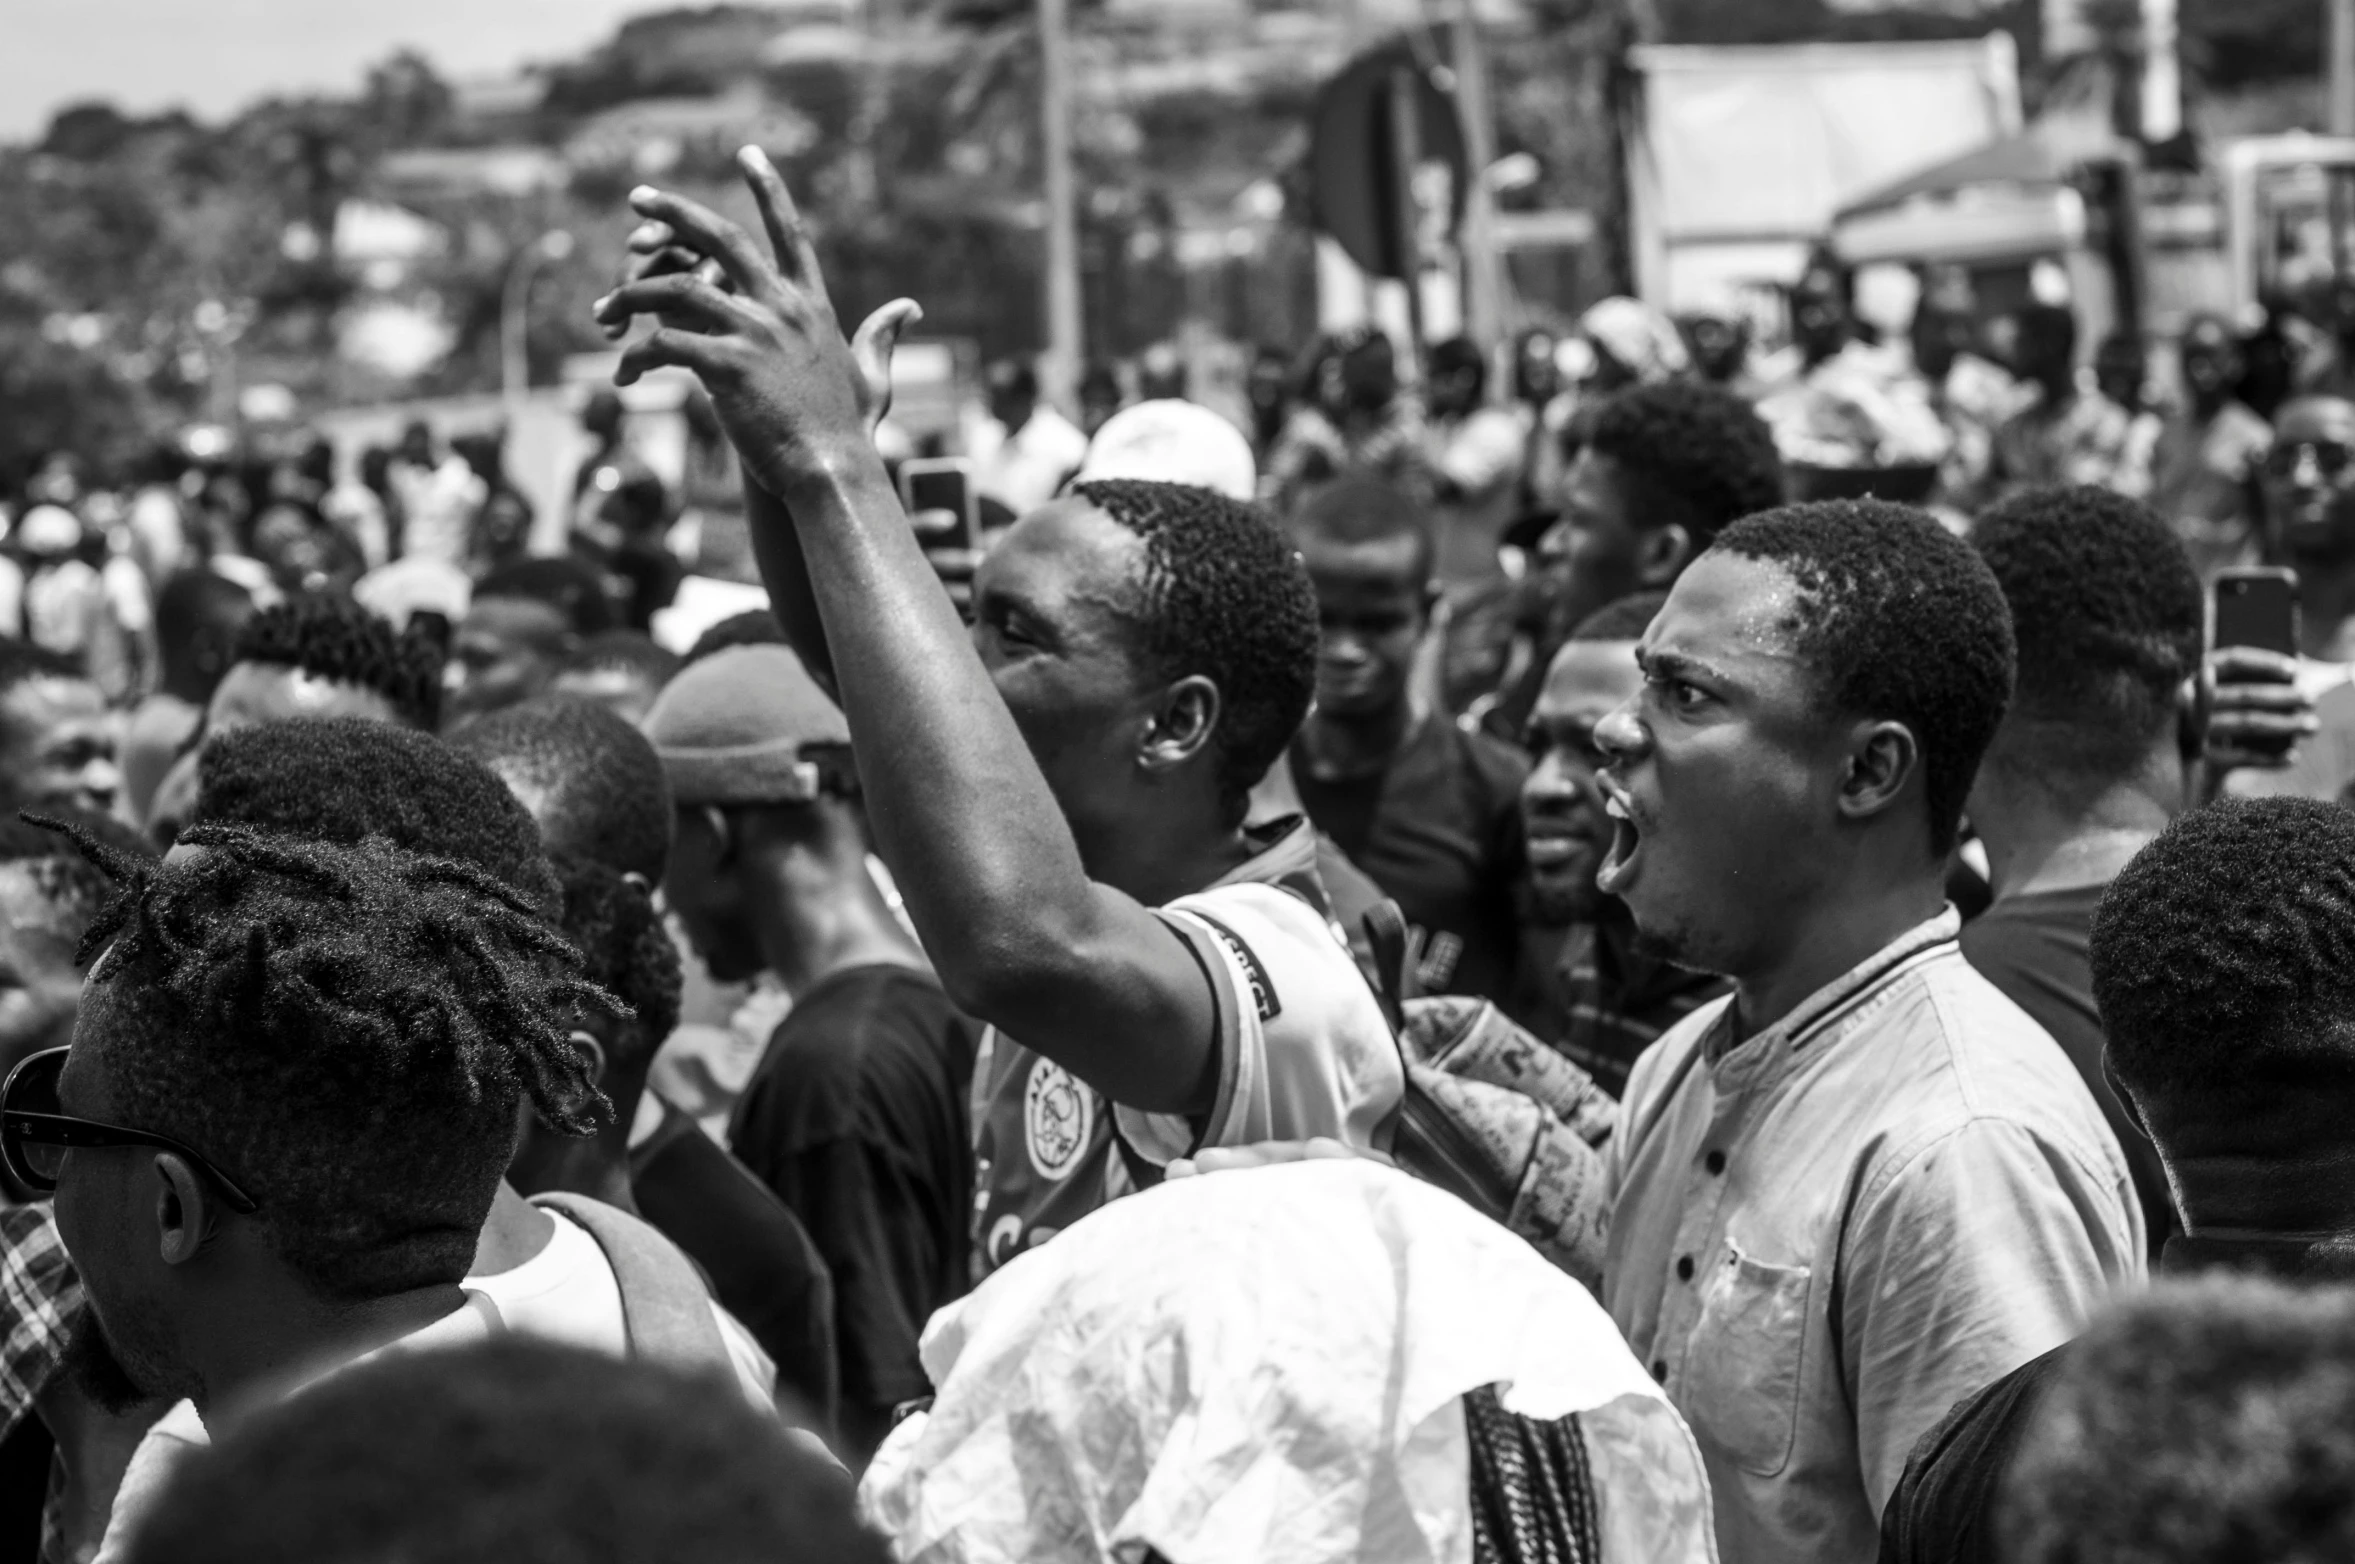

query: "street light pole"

left=1038, top=0, right=1084, bottom=410
left=502, top=229, right=575, bottom=408
left=2334, top=0, right=2355, bottom=136
left=1450, top=0, right=1506, bottom=390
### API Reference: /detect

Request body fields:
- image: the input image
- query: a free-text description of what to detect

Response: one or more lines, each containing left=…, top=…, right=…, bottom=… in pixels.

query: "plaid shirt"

left=0, top=1203, right=77, bottom=1435
left=0, top=1203, right=80, bottom=1564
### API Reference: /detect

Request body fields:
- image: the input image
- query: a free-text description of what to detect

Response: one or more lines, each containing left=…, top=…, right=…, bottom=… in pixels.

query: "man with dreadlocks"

left=179, top=719, right=783, bottom=1409
left=11, top=824, right=608, bottom=1561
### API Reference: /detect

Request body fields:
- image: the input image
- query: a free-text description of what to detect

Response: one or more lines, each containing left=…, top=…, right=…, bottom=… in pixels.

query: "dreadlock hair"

left=1583, top=382, right=1786, bottom=552
left=1970, top=486, right=2202, bottom=808
left=453, top=696, right=672, bottom=885
left=230, top=595, right=443, bottom=731
left=193, top=719, right=558, bottom=913
left=0, top=806, right=156, bottom=936
left=2090, top=797, right=2355, bottom=1143
left=1567, top=590, right=1669, bottom=643
left=553, top=852, right=680, bottom=1091
left=1710, top=500, right=2016, bottom=858
left=64, top=821, right=613, bottom=1299
left=1070, top=478, right=1319, bottom=822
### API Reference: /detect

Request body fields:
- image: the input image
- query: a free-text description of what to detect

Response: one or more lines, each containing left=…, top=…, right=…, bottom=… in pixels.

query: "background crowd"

left=2, top=149, right=2355, bottom=1564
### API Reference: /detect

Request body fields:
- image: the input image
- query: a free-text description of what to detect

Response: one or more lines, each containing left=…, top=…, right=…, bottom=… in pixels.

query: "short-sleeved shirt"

left=1291, top=716, right=1529, bottom=1003
left=1960, top=885, right=2175, bottom=1257
left=629, top=1096, right=839, bottom=1425
left=727, top=963, right=976, bottom=1464
left=971, top=817, right=1405, bottom=1276
left=1603, top=910, right=2143, bottom=1564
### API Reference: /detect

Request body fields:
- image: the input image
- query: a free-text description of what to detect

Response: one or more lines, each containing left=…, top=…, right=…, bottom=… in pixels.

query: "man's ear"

left=151, top=1153, right=216, bottom=1268
left=1837, top=719, right=1920, bottom=825
left=569, top=1028, right=609, bottom=1088
left=1140, top=676, right=1221, bottom=777
left=1633, top=523, right=1694, bottom=587
left=2100, top=1049, right=2159, bottom=1146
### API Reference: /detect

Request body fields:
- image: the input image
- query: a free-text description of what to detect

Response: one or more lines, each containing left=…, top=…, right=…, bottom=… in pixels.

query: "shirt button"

left=1650, top=1358, right=1668, bottom=1382
left=1676, top=1255, right=1695, bottom=1281
left=1705, top=1150, right=1726, bottom=1175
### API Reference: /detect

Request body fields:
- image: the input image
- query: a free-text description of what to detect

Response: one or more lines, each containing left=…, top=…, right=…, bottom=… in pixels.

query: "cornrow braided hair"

left=49, top=815, right=619, bottom=1298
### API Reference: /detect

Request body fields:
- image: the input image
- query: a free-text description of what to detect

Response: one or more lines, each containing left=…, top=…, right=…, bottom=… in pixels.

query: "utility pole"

left=2334, top=0, right=2355, bottom=136
left=1449, top=0, right=1506, bottom=392
left=1037, top=0, right=1083, bottom=409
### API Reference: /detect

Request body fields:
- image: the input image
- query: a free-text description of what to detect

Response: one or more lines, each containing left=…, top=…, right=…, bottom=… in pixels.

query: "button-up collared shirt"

left=1602, top=910, right=2143, bottom=1564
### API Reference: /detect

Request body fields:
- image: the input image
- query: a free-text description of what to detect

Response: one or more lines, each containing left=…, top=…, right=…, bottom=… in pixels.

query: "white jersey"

left=972, top=818, right=1404, bottom=1274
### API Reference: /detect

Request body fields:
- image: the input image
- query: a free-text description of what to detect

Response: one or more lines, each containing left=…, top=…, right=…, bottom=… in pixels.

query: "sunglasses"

left=2262, top=440, right=2355, bottom=481
left=0, top=1048, right=259, bottom=1212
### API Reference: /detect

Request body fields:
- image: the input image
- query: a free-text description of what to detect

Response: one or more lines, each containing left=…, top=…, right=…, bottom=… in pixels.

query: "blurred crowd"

left=8, top=161, right=2355, bottom=1564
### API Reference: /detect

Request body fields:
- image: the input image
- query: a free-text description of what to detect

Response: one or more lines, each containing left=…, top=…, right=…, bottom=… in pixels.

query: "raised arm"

left=596, top=152, right=1219, bottom=1115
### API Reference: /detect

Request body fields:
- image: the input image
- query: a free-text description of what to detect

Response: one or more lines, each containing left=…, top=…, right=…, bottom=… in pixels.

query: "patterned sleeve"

left=0, top=1203, right=80, bottom=1437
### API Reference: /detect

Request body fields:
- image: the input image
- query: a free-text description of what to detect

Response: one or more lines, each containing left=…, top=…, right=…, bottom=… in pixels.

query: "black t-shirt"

left=1960, top=884, right=2173, bottom=1256
left=628, top=1097, right=838, bottom=1425
left=1291, top=716, right=1529, bottom=1004
left=1876, top=1345, right=2066, bottom=1564
left=728, top=963, right=977, bottom=1467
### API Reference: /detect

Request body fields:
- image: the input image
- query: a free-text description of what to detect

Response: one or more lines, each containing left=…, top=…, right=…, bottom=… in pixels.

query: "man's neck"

left=505, top=1107, right=644, bottom=1216
left=192, top=1279, right=467, bottom=1420
left=752, top=854, right=928, bottom=999
left=1975, top=754, right=2179, bottom=901
left=470, top=1180, right=555, bottom=1276
left=1296, top=697, right=1417, bottom=782
left=1730, top=865, right=1947, bottom=1040
left=2174, top=1155, right=2355, bottom=1242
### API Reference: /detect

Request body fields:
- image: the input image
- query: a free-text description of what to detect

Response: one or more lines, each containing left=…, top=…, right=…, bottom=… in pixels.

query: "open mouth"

left=1596, top=776, right=1643, bottom=894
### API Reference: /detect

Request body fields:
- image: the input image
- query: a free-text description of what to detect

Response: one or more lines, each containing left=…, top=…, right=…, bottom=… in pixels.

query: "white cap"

left=1075, top=400, right=1257, bottom=503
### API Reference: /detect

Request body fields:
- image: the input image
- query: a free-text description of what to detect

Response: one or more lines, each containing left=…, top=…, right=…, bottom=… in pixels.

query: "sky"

left=2, top=0, right=661, bottom=142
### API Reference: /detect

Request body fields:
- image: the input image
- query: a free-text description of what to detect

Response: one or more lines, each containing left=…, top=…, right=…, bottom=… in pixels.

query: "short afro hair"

left=2000, top=1276, right=2355, bottom=1564
left=229, top=596, right=443, bottom=731
left=123, top=1337, right=886, bottom=1564
left=1071, top=479, right=1319, bottom=821
left=1569, top=590, right=1670, bottom=643
left=68, top=825, right=608, bottom=1299
left=475, top=557, right=618, bottom=638
left=1289, top=474, right=1435, bottom=582
left=683, top=609, right=785, bottom=667
left=1584, top=381, right=1785, bottom=552
left=193, top=720, right=558, bottom=913
left=0, top=806, right=156, bottom=935
left=453, top=695, right=673, bottom=887
left=1971, top=486, right=2201, bottom=802
left=1711, top=500, right=2016, bottom=856
left=0, top=639, right=89, bottom=698
left=553, top=852, right=681, bottom=1082
left=2091, top=797, right=2355, bottom=1126
left=563, top=628, right=680, bottom=688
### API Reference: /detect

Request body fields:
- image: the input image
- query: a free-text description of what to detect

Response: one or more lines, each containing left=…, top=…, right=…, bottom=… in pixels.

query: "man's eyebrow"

left=1634, top=645, right=1726, bottom=685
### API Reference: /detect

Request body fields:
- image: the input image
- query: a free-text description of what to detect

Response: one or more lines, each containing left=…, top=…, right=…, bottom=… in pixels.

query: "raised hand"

left=592, top=146, right=919, bottom=496
left=2197, top=645, right=2318, bottom=774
